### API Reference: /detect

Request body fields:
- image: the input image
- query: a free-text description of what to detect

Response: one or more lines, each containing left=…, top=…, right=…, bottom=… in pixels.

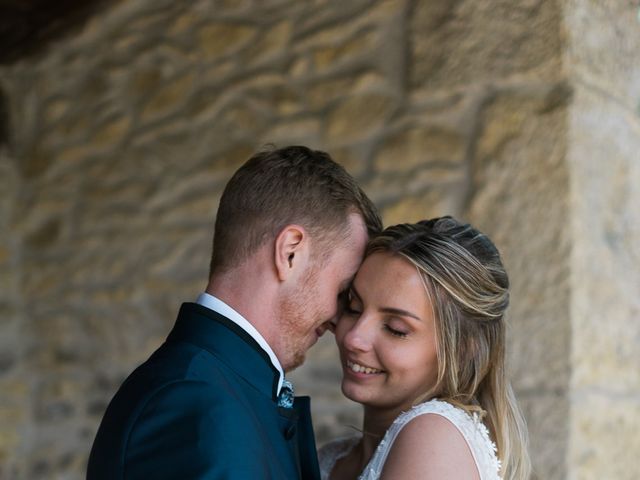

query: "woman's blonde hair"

left=367, top=216, right=531, bottom=480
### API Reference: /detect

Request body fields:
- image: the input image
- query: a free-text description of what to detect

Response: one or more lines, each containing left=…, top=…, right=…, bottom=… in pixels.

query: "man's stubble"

left=279, top=265, right=323, bottom=372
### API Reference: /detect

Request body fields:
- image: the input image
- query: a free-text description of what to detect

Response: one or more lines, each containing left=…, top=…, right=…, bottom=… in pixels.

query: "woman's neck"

left=356, top=405, right=405, bottom=469
left=333, top=403, right=417, bottom=478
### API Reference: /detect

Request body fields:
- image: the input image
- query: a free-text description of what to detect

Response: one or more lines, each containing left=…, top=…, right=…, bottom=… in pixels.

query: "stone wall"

left=564, top=2, right=640, bottom=479
left=0, top=1, right=637, bottom=479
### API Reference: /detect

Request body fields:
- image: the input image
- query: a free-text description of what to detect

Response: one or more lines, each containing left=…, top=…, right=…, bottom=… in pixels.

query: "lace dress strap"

left=360, top=399, right=502, bottom=480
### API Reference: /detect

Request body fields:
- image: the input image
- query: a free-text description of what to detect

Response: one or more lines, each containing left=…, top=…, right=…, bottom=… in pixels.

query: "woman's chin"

left=341, top=380, right=373, bottom=405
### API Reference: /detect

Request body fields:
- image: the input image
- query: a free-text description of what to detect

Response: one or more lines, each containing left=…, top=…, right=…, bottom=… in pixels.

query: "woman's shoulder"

left=318, top=435, right=360, bottom=480
left=382, top=409, right=480, bottom=479
left=397, top=399, right=496, bottom=447
left=373, top=399, right=501, bottom=480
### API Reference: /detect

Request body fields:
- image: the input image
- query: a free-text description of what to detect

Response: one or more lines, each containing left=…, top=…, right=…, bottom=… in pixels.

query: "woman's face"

left=335, top=252, right=439, bottom=412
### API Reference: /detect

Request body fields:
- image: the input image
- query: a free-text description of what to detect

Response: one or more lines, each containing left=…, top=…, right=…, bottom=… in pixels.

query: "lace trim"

left=359, top=399, right=502, bottom=480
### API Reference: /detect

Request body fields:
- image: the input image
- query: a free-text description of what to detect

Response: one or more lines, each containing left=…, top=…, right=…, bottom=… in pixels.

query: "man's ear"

left=274, top=225, right=308, bottom=281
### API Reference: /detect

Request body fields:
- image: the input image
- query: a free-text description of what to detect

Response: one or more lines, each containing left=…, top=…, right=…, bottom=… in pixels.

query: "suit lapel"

left=293, top=396, right=321, bottom=480
left=166, top=303, right=280, bottom=400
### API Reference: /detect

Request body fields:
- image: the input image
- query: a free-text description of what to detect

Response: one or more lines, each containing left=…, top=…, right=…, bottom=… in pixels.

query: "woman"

left=319, top=217, right=531, bottom=480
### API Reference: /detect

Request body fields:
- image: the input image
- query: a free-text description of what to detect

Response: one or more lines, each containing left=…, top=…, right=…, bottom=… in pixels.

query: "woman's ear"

left=274, top=225, right=308, bottom=281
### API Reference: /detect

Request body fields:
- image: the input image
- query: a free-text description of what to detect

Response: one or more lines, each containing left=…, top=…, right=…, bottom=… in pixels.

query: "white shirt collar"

left=195, top=292, right=284, bottom=395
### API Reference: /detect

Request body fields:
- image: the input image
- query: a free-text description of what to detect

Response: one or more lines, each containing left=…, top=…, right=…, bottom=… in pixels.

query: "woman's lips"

left=346, top=359, right=384, bottom=375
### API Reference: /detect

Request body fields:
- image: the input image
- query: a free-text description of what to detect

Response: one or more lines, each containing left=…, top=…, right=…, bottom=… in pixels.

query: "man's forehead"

left=337, top=247, right=366, bottom=288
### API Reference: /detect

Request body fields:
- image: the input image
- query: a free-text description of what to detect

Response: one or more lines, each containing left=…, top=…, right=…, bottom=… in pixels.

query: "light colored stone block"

left=410, top=0, right=563, bottom=89
left=197, top=23, right=256, bottom=60
left=568, top=394, right=640, bottom=480
left=374, top=124, right=465, bottom=173
left=325, top=93, right=397, bottom=143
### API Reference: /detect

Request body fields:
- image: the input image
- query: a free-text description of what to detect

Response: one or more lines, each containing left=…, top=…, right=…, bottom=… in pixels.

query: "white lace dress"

left=318, top=399, right=502, bottom=480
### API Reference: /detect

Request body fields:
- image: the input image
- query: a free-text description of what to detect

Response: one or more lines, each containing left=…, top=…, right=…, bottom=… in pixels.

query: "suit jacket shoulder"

left=88, top=303, right=320, bottom=480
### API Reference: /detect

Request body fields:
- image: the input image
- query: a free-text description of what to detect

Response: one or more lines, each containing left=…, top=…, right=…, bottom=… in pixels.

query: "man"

left=87, top=145, right=382, bottom=479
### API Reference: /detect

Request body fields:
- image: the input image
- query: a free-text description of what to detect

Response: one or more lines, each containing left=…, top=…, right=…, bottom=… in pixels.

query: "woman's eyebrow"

left=379, top=307, right=422, bottom=322
left=351, top=284, right=422, bottom=322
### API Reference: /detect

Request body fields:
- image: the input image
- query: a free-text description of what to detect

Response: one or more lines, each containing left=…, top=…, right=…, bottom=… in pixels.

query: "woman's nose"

left=342, top=317, right=374, bottom=352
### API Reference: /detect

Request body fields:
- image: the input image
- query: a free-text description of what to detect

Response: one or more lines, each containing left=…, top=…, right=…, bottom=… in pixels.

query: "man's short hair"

left=210, top=145, right=382, bottom=274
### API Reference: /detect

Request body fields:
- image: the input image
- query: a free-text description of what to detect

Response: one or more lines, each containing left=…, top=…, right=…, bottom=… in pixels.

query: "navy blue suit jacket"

left=87, top=303, right=321, bottom=479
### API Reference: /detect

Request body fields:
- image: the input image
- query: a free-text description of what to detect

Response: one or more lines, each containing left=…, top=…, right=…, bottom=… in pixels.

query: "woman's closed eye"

left=384, top=321, right=410, bottom=338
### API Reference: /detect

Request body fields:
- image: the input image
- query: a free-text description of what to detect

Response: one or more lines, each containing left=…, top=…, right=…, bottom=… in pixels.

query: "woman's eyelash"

left=384, top=325, right=408, bottom=338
